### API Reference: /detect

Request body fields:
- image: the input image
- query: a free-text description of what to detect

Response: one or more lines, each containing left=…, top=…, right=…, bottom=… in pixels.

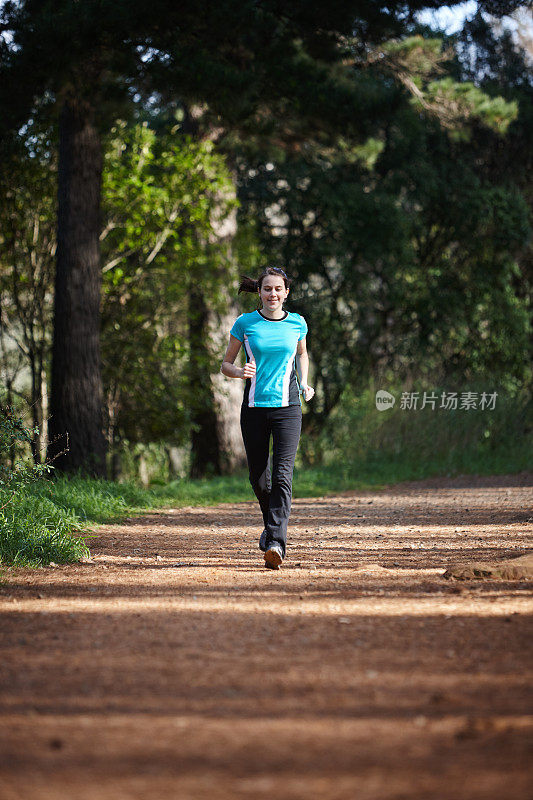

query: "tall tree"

left=0, top=0, right=519, bottom=475
left=236, top=30, right=527, bottom=432
left=50, top=98, right=106, bottom=474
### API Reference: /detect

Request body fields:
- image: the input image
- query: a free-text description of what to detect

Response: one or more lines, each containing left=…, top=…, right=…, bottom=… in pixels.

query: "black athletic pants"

left=240, top=403, right=302, bottom=558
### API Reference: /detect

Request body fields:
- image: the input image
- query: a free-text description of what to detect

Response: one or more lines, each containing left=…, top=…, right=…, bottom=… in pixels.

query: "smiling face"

left=258, top=274, right=289, bottom=313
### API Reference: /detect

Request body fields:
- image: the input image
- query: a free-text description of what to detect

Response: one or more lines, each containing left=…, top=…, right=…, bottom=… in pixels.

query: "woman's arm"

left=296, top=337, right=315, bottom=401
left=220, top=334, right=256, bottom=380
left=297, top=339, right=310, bottom=386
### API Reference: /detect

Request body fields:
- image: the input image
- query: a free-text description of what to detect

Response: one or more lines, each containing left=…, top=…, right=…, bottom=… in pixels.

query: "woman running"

left=220, top=267, right=314, bottom=570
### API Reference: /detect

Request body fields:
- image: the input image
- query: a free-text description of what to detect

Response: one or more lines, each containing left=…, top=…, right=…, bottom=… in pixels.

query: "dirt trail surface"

left=1, top=473, right=532, bottom=800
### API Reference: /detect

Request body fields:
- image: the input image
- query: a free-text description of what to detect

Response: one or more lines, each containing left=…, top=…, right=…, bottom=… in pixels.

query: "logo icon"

left=375, top=390, right=395, bottom=411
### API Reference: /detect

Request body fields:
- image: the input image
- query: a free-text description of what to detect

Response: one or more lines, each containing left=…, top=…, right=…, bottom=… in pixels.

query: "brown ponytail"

left=238, top=267, right=292, bottom=298
left=238, top=275, right=259, bottom=294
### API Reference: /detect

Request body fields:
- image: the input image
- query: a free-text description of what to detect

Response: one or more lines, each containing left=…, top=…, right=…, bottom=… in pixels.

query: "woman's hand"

left=302, top=384, right=315, bottom=402
left=241, top=358, right=256, bottom=380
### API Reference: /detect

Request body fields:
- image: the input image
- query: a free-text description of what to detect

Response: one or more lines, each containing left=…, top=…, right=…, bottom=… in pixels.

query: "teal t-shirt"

left=230, top=309, right=308, bottom=407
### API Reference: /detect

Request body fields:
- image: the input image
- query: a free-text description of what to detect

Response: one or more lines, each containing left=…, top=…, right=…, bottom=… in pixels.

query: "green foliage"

left=237, top=19, right=532, bottom=426
left=0, top=493, right=88, bottom=567
left=384, top=35, right=444, bottom=66
left=1, top=115, right=240, bottom=467
left=100, top=119, right=237, bottom=446
left=380, top=35, right=517, bottom=136
left=30, top=473, right=156, bottom=523
left=0, top=403, right=90, bottom=567
left=302, top=378, right=533, bottom=480
left=0, top=121, right=56, bottom=465
left=0, top=403, right=49, bottom=493
left=419, top=77, right=517, bottom=136
left=453, top=11, right=532, bottom=320
left=0, top=1, right=449, bottom=142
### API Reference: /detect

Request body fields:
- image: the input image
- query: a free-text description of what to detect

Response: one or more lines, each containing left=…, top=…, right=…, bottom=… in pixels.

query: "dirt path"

left=1, top=473, right=532, bottom=800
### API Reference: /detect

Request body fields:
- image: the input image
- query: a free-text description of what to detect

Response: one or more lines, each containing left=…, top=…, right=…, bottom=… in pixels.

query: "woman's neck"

left=259, top=306, right=287, bottom=320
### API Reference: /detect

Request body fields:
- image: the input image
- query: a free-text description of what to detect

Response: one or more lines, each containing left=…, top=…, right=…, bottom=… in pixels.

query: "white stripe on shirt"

left=281, top=348, right=297, bottom=406
left=243, top=334, right=256, bottom=406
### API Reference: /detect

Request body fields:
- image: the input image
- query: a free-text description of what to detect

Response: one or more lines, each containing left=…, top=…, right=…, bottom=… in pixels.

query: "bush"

left=0, top=401, right=89, bottom=567
left=0, top=401, right=49, bottom=494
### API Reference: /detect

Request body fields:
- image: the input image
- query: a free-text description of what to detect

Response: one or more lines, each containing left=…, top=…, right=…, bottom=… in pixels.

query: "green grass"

left=305, top=379, right=532, bottom=488
left=0, top=493, right=89, bottom=568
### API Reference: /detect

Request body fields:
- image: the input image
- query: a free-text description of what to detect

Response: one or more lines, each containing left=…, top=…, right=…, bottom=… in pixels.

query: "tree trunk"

left=6, top=383, right=16, bottom=471
left=209, top=300, right=248, bottom=474
left=137, top=450, right=150, bottom=488
left=40, top=365, right=48, bottom=464
left=188, top=286, right=247, bottom=478
left=180, top=107, right=246, bottom=475
left=110, top=434, right=122, bottom=481
left=206, top=195, right=247, bottom=475
left=166, top=445, right=188, bottom=479
left=29, top=354, right=41, bottom=465
left=188, top=284, right=222, bottom=479
left=47, top=98, right=107, bottom=477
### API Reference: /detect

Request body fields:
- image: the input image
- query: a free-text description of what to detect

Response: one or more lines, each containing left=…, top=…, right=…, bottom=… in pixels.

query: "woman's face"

left=259, top=276, right=289, bottom=312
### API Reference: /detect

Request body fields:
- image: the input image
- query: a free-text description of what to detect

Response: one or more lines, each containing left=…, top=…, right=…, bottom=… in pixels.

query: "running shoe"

left=264, top=542, right=283, bottom=570
left=259, top=529, right=267, bottom=552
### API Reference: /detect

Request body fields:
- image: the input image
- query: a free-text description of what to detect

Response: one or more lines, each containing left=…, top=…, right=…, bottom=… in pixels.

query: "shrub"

left=0, top=401, right=89, bottom=566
